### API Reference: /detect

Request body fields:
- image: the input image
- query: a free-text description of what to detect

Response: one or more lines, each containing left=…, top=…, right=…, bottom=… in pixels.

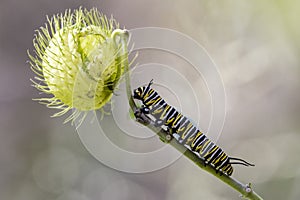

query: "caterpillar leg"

left=134, top=108, right=151, bottom=125
left=204, top=159, right=223, bottom=176
left=165, top=127, right=173, bottom=141
left=167, top=126, right=178, bottom=135
left=166, top=126, right=172, bottom=135
left=215, top=168, right=225, bottom=176
left=141, top=106, right=150, bottom=114
left=134, top=109, right=144, bottom=123
left=154, top=119, right=164, bottom=127
left=203, top=160, right=208, bottom=167
left=159, top=127, right=173, bottom=143
left=215, top=168, right=220, bottom=175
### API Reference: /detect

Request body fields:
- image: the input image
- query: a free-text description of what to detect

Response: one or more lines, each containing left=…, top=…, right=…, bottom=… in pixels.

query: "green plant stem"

left=114, top=29, right=263, bottom=200
left=112, top=29, right=136, bottom=110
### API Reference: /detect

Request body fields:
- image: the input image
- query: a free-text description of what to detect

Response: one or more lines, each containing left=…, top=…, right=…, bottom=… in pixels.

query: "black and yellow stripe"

left=133, top=80, right=254, bottom=176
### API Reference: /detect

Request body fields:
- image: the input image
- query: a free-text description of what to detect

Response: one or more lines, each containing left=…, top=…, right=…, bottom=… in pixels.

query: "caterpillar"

left=133, top=80, right=254, bottom=176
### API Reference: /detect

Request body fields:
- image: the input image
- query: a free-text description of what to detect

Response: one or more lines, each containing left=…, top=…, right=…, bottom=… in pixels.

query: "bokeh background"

left=1, top=0, right=300, bottom=199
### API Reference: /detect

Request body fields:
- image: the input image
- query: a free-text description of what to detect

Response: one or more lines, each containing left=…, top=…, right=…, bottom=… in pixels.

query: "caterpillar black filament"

left=133, top=80, right=254, bottom=176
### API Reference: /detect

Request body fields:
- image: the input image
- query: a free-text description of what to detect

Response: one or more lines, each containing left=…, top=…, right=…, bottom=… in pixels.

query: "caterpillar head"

left=133, top=79, right=154, bottom=100
left=133, top=86, right=145, bottom=100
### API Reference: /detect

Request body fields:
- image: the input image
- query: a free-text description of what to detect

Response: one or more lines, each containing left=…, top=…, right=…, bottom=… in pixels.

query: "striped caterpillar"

left=133, top=80, right=254, bottom=176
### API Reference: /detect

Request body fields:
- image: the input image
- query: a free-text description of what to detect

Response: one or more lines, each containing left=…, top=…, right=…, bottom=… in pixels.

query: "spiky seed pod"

left=28, top=7, right=128, bottom=125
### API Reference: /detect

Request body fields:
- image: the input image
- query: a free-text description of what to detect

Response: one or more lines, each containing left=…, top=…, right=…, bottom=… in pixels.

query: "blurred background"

left=1, top=0, right=300, bottom=199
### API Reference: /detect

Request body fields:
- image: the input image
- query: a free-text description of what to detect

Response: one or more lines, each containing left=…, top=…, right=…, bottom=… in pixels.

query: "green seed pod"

left=28, top=7, right=128, bottom=125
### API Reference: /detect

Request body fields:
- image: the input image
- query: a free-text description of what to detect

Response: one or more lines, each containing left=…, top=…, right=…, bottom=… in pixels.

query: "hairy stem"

left=114, top=29, right=263, bottom=200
